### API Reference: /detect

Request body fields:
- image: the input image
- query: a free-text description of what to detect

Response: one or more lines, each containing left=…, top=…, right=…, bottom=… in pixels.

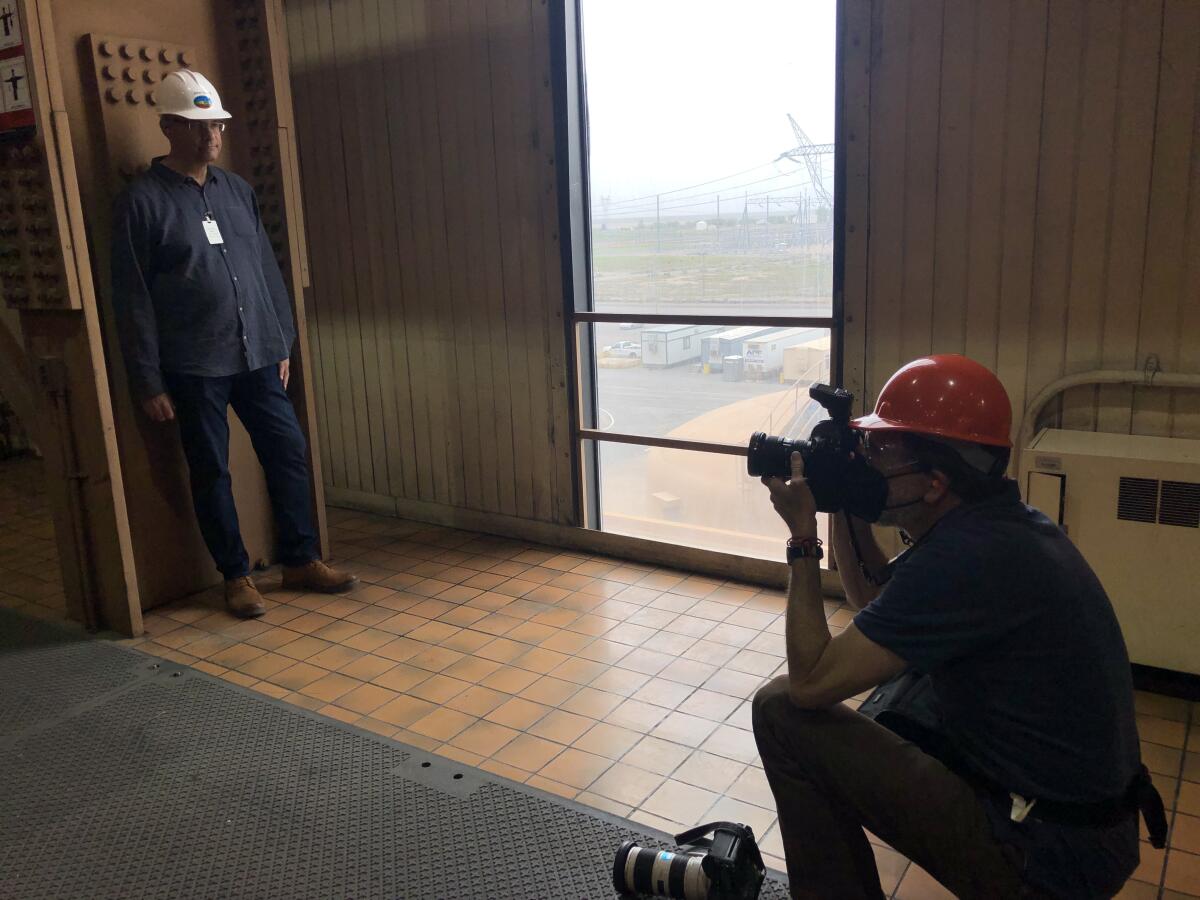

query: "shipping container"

left=700, top=326, right=786, bottom=373
left=640, top=324, right=724, bottom=368
left=741, top=328, right=823, bottom=379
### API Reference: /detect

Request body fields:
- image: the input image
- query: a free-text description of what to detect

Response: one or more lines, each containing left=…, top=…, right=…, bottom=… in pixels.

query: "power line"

left=593, top=158, right=792, bottom=209
left=600, top=167, right=805, bottom=211
left=594, top=173, right=830, bottom=218
left=595, top=168, right=815, bottom=216
left=596, top=152, right=833, bottom=215
left=652, top=190, right=818, bottom=216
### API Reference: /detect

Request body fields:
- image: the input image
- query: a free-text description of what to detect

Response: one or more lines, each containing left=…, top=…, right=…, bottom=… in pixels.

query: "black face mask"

left=839, top=457, right=930, bottom=523
left=767, top=416, right=931, bottom=524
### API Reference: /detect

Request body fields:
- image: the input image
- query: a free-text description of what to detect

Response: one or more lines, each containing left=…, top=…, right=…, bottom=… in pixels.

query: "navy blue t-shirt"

left=854, top=482, right=1140, bottom=897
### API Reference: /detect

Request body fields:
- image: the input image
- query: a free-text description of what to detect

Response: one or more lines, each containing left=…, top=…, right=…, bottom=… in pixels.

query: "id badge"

left=203, top=216, right=225, bottom=245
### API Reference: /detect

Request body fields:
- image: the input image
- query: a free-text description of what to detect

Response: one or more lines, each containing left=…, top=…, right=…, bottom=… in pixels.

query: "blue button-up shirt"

left=111, top=158, right=296, bottom=400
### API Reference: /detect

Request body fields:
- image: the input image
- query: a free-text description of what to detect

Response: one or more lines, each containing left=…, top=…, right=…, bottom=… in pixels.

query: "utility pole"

left=656, top=194, right=661, bottom=254
left=742, top=190, right=749, bottom=253
left=715, top=195, right=720, bottom=252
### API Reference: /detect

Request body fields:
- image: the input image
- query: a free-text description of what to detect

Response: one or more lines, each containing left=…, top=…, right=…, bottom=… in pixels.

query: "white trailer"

left=741, top=328, right=823, bottom=379
left=782, top=335, right=832, bottom=382
left=641, top=324, right=723, bottom=368
left=700, top=326, right=785, bottom=373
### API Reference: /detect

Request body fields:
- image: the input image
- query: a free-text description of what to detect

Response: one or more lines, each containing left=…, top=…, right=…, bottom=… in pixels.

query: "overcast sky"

left=581, top=0, right=837, bottom=214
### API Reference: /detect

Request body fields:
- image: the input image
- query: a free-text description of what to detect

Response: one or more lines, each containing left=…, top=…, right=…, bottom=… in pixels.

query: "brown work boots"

left=225, top=576, right=267, bottom=618
left=281, top=559, right=358, bottom=594
left=225, top=561, right=356, bottom=619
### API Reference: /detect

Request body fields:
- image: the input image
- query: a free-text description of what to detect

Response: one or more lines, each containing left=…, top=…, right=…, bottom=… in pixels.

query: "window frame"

left=555, top=0, right=848, bottom=543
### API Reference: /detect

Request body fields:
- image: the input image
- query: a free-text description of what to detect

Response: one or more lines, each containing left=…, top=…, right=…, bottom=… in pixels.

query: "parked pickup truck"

left=602, top=341, right=640, bottom=359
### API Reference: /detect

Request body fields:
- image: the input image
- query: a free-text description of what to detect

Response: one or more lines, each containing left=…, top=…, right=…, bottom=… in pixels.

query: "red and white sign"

left=0, top=2, right=21, bottom=51
left=0, top=1, right=33, bottom=131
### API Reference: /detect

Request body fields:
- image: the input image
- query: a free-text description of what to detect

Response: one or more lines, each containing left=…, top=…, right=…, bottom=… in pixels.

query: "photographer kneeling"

left=752, top=355, right=1163, bottom=899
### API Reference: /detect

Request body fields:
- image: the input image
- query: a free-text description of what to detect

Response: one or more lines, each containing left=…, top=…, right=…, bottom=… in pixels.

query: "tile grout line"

left=27, top=484, right=1200, bottom=898
left=142, top=524, right=831, bottom=889
left=1156, top=698, right=1195, bottom=898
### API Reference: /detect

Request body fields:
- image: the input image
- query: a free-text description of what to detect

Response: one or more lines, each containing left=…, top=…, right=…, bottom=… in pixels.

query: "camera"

left=746, top=384, right=888, bottom=520
left=747, top=384, right=855, bottom=480
left=613, top=822, right=765, bottom=900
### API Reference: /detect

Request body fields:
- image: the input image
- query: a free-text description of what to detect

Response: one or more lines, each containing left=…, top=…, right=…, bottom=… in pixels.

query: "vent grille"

left=1159, top=481, right=1200, bottom=528
left=1117, top=477, right=1158, bottom=523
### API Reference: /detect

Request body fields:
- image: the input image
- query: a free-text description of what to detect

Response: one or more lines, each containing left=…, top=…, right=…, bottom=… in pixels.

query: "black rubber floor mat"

left=0, top=609, right=791, bottom=899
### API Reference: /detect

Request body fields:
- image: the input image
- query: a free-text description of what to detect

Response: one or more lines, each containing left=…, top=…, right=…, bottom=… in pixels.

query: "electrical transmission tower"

left=778, top=114, right=834, bottom=209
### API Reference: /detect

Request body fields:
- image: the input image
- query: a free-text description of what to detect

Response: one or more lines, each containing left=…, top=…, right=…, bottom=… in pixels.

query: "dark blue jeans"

left=165, top=365, right=318, bottom=579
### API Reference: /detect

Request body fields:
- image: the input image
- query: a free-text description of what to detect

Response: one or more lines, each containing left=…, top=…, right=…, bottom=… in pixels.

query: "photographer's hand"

left=762, top=451, right=819, bottom=538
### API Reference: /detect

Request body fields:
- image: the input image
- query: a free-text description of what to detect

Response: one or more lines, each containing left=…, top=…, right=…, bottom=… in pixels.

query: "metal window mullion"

left=579, top=429, right=749, bottom=457
left=572, top=312, right=837, bottom=328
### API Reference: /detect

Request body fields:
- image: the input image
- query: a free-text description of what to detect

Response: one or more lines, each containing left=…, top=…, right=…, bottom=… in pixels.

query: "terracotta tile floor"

left=3, top=457, right=1200, bottom=898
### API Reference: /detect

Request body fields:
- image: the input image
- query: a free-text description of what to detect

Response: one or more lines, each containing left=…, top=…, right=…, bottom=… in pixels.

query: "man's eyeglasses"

left=164, top=118, right=225, bottom=134
left=859, top=432, right=927, bottom=476
left=860, top=431, right=900, bottom=457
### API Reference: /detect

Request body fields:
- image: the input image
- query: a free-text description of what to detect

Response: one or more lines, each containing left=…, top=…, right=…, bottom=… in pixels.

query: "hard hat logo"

left=154, top=70, right=231, bottom=121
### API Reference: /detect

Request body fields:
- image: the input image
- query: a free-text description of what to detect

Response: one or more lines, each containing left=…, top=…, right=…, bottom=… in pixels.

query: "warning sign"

left=0, top=56, right=30, bottom=129
left=0, top=1, right=31, bottom=132
left=0, top=2, right=21, bottom=52
left=1, top=56, right=26, bottom=108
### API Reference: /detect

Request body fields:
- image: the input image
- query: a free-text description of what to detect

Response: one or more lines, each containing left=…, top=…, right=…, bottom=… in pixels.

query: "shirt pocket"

left=220, top=204, right=259, bottom=239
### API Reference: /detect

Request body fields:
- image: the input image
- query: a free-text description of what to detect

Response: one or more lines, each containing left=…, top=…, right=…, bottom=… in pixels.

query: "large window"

left=571, top=0, right=840, bottom=563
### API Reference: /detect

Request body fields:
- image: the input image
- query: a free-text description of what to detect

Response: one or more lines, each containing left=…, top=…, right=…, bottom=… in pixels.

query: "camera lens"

left=746, top=431, right=801, bottom=479
left=613, top=841, right=710, bottom=900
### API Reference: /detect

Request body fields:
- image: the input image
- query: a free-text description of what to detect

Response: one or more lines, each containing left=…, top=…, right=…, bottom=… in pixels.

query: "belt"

left=965, top=764, right=1167, bottom=848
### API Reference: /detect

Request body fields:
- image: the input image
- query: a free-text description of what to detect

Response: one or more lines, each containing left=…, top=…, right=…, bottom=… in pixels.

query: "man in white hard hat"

left=110, top=69, right=355, bottom=617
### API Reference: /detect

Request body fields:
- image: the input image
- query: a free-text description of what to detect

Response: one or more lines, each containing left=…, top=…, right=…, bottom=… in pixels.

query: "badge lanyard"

left=202, top=212, right=224, bottom=245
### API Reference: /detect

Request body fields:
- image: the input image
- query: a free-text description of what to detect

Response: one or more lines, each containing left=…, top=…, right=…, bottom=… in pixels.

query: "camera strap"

left=675, top=821, right=766, bottom=895
left=842, top=510, right=945, bottom=588
left=842, top=510, right=892, bottom=587
left=674, top=821, right=750, bottom=850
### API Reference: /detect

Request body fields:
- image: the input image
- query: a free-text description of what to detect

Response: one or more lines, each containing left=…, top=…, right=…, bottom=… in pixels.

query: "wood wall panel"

left=1059, top=0, right=1121, bottom=433
left=896, top=0, right=943, bottom=366
left=285, top=0, right=576, bottom=526
left=847, top=0, right=1200, bottom=442
left=529, top=0, right=575, bottom=526
left=1025, top=0, right=1085, bottom=429
left=381, top=0, right=438, bottom=501
left=1134, top=0, right=1200, bottom=438
left=990, top=0, right=1047, bottom=430
left=862, top=0, right=910, bottom=393
left=960, top=1, right=1007, bottom=370
left=929, top=0, right=974, bottom=357
left=468, top=0, right=517, bottom=518
left=839, top=0, right=871, bottom=406
left=487, top=0, right=537, bottom=521
left=1095, top=0, right=1161, bottom=435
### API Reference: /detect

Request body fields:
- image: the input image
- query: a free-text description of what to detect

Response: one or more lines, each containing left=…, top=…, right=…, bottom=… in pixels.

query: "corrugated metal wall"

left=842, top=0, right=1200, bottom=440
left=284, top=0, right=574, bottom=524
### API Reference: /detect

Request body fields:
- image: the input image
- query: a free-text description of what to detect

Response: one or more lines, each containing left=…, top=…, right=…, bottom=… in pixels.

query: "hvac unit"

left=1019, top=429, right=1200, bottom=675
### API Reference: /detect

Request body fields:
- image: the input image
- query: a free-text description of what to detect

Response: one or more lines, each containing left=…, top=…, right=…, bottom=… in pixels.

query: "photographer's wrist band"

left=786, top=537, right=824, bottom=564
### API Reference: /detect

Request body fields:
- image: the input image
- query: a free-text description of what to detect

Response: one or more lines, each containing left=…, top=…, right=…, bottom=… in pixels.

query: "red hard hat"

left=851, top=355, right=1013, bottom=448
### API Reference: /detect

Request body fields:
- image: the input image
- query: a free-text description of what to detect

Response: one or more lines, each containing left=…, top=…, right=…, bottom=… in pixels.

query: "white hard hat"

left=156, top=69, right=231, bottom=120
